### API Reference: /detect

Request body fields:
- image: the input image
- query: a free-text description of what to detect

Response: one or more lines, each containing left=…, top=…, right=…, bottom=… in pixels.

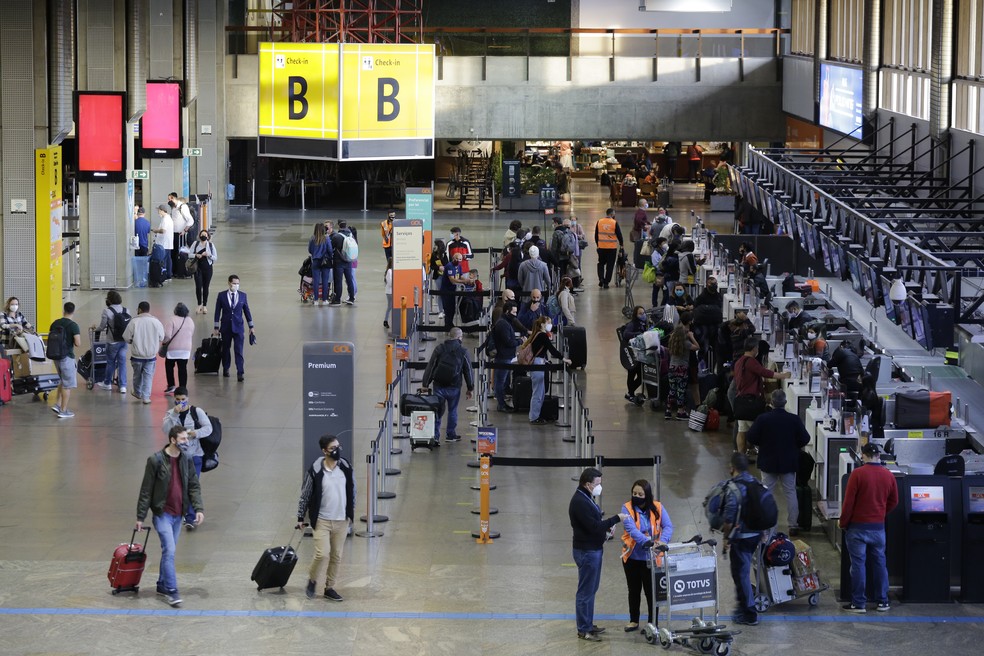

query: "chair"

left=934, top=454, right=965, bottom=476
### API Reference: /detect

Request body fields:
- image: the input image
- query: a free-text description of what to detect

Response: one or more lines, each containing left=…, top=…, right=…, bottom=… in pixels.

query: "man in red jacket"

left=839, top=442, right=899, bottom=613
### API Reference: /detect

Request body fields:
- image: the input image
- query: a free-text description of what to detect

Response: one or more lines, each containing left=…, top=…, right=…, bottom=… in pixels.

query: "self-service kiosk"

left=902, top=476, right=952, bottom=603
left=960, top=476, right=984, bottom=602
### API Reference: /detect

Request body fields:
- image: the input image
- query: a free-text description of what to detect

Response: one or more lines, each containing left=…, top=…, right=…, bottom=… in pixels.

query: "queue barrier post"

left=355, top=446, right=385, bottom=537
left=400, top=296, right=408, bottom=340
left=472, top=455, right=499, bottom=542
left=381, top=406, right=401, bottom=477
left=377, top=343, right=394, bottom=408
left=555, top=358, right=571, bottom=429
left=377, top=420, right=397, bottom=500
left=386, top=379, right=402, bottom=455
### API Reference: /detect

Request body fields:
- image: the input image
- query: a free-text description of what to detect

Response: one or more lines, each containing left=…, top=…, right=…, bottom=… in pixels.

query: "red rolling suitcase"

left=0, top=357, right=12, bottom=405
left=108, top=527, right=151, bottom=595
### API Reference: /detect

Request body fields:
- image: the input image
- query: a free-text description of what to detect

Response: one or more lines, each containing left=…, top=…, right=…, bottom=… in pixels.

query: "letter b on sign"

left=378, top=78, right=400, bottom=122
left=288, top=76, right=309, bottom=120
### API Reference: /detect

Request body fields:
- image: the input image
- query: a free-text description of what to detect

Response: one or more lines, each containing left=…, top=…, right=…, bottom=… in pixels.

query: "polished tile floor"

left=1, top=181, right=982, bottom=655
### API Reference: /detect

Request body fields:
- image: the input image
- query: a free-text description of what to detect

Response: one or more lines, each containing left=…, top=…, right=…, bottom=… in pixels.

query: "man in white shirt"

left=153, top=205, right=174, bottom=279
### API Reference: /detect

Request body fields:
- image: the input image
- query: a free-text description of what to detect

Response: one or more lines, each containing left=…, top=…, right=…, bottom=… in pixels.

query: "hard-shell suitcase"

left=0, top=358, right=12, bottom=404
left=251, top=528, right=300, bottom=591
left=174, top=250, right=190, bottom=278
left=108, top=527, right=151, bottom=595
left=540, top=395, right=559, bottom=421
left=561, top=326, right=587, bottom=369
left=194, top=337, right=222, bottom=374
left=512, top=375, right=532, bottom=411
left=12, top=373, right=60, bottom=400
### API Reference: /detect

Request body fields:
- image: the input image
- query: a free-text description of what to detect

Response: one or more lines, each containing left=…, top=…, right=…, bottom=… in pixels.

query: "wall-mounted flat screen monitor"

left=805, top=223, right=818, bottom=259
left=819, top=62, right=864, bottom=137
left=969, top=487, right=984, bottom=514
left=139, top=81, right=183, bottom=159
left=820, top=235, right=832, bottom=272
left=858, top=260, right=877, bottom=306
left=898, top=297, right=913, bottom=337
left=75, top=91, right=126, bottom=183
left=881, top=277, right=896, bottom=321
left=910, top=299, right=929, bottom=349
left=910, top=485, right=945, bottom=513
left=868, top=266, right=883, bottom=308
left=824, top=237, right=842, bottom=276
left=846, top=253, right=863, bottom=294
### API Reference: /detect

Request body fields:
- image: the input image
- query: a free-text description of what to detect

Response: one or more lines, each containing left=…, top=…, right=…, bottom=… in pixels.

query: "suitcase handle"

left=129, top=526, right=151, bottom=553
left=282, top=526, right=303, bottom=562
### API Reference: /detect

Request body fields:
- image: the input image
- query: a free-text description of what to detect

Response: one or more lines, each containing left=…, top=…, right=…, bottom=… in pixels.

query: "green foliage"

left=521, top=166, right=558, bottom=194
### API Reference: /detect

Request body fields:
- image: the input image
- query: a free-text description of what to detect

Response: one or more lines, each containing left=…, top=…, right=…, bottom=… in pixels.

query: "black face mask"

left=200, top=235, right=208, bottom=241
left=168, top=200, right=176, bottom=208
left=708, top=285, right=718, bottom=293
left=327, top=448, right=341, bottom=461
left=631, top=497, right=646, bottom=509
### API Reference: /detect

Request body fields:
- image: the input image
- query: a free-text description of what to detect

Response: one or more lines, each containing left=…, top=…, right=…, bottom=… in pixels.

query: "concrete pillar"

left=77, top=0, right=130, bottom=290
left=0, top=1, right=49, bottom=316
left=195, top=0, right=228, bottom=218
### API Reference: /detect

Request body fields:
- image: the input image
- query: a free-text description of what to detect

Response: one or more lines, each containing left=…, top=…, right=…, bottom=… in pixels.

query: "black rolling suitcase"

left=12, top=373, right=61, bottom=400
left=512, top=375, right=532, bottom=411
left=194, top=337, right=222, bottom=374
left=174, top=251, right=190, bottom=278
left=540, top=395, right=560, bottom=421
left=400, top=390, right=443, bottom=450
left=561, top=326, right=587, bottom=369
left=796, top=485, right=814, bottom=531
left=251, top=528, right=300, bottom=591
left=698, top=371, right=720, bottom=404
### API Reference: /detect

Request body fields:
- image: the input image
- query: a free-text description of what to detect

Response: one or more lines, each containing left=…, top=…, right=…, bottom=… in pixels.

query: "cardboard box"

left=792, top=539, right=817, bottom=577
left=11, top=353, right=55, bottom=378
left=792, top=572, right=821, bottom=594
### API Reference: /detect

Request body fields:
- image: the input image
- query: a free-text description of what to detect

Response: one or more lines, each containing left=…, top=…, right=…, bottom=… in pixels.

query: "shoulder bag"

left=159, top=317, right=187, bottom=359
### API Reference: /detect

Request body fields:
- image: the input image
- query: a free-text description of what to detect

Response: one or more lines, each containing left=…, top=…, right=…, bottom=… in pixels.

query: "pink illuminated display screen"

left=76, top=92, right=125, bottom=180
left=141, top=81, right=182, bottom=156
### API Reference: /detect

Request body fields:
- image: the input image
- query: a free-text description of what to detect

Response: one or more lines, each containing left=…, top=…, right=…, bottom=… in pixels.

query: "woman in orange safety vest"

left=620, top=479, right=674, bottom=632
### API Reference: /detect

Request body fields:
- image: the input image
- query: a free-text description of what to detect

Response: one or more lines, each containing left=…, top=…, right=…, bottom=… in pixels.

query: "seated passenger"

left=1, top=296, right=34, bottom=346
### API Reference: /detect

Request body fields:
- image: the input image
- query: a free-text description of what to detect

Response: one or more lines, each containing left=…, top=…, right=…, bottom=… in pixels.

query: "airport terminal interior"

left=4, top=0, right=984, bottom=654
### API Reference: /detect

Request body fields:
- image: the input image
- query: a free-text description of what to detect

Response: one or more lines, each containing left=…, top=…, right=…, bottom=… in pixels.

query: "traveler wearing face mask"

left=622, top=306, right=650, bottom=406
left=161, top=387, right=213, bottom=530
left=569, top=467, right=630, bottom=642
left=192, top=229, right=218, bottom=314
left=667, top=282, right=694, bottom=315
left=785, top=300, right=813, bottom=334
left=1, top=296, right=34, bottom=346
left=520, top=316, right=570, bottom=424
left=804, top=323, right=829, bottom=361
left=693, top=277, right=724, bottom=350
left=297, top=434, right=355, bottom=603
left=441, top=252, right=468, bottom=331
left=135, top=425, right=205, bottom=608
left=620, top=479, right=674, bottom=632
left=445, top=226, right=473, bottom=268
left=213, top=275, right=255, bottom=382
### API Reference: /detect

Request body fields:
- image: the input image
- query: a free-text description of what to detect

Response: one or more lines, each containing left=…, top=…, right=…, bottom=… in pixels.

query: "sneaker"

left=96, top=382, right=113, bottom=391
left=631, top=396, right=645, bottom=407
left=530, top=417, right=548, bottom=425
left=324, top=588, right=343, bottom=602
left=733, top=615, right=759, bottom=625
left=497, top=404, right=515, bottom=413
left=446, top=434, right=462, bottom=442
left=119, top=387, right=127, bottom=395
left=577, top=631, right=602, bottom=642
left=328, top=301, right=342, bottom=307
left=156, top=585, right=169, bottom=597
left=142, top=398, right=152, bottom=404
left=590, top=626, right=607, bottom=634
left=383, top=321, right=390, bottom=329
left=164, top=386, right=176, bottom=396
left=57, top=410, right=75, bottom=418
left=305, top=579, right=316, bottom=599
left=664, top=411, right=674, bottom=420
left=676, top=411, right=689, bottom=420
left=184, top=521, right=196, bottom=531
left=165, top=592, right=182, bottom=607
left=344, top=298, right=355, bottom=305
left=876, top=602, right=891, bottom=612
left=51, top=404, right=61, bottom=414
left=842, top=604, right=866, bottom=614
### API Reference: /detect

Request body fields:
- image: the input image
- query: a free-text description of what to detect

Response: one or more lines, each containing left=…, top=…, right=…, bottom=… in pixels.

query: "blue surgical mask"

left=177, top=442, right=191, bottom=452
left=175, top=399, right=189, bottom=409
left=675, top=290, right=684, bottom=297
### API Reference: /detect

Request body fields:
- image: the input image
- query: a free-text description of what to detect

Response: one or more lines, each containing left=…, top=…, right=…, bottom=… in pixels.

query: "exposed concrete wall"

left=225, top=54, right=784, bottom=142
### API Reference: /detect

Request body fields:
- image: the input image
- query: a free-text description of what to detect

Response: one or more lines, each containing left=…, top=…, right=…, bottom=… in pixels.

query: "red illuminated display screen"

left=140, top=81, right=182, bottom=157
left=76, top=92, right=125, bottom=182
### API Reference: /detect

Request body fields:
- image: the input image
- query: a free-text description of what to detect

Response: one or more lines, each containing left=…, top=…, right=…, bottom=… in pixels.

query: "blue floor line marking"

left=1, top=607, right=983, bottom=623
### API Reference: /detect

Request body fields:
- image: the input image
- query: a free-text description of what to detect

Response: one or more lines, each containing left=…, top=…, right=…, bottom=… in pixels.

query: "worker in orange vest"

left=380, top=210, right=395, bottom=259
left=594, top=208, right=623, bottom=289
left=619, top=479, right=673, bottom=632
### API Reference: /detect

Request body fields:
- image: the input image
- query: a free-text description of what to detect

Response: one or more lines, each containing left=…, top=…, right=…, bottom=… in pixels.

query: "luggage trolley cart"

left=622, top=264, right=641, bottom=319
left=78, top=328, right=110, bottom=390
left=644, top=535, right=739, bottom=656
left=751, top=538, right=828, bottom=613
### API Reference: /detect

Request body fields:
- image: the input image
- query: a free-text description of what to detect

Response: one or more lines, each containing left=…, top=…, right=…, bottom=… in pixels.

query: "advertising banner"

left=302, top=342, right=355, bottom=472
left=391, top=218, right=423, bottom=337
left=405, top=186, right=433, bottom=271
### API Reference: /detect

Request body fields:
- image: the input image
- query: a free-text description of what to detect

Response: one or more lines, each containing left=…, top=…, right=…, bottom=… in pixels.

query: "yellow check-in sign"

left=340, top=44, right=435, bottom=140
left=258, top=43, right=339, bottom=138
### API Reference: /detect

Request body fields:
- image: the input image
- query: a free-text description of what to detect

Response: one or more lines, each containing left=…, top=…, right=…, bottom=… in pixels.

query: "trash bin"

left=132, top=256, right=149, bottom=288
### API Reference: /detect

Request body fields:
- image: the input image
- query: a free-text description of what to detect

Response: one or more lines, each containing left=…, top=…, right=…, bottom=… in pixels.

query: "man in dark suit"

left=212, top=274, right=254, bottom=382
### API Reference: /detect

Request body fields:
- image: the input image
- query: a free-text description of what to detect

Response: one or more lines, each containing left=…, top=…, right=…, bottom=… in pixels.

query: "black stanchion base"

left=393, top=433, right=410, bottom=440
left=562, top=436, right=576, bottom=443
left=377, top=491, right=396, bottom=500
left=390, top=447, right=403, bottom=455
left=355, top=530, right=384, bottom=538
left=471, top=531, right=501, bottom=539
left=359, top=514, right=389, bottom=523
left=466, top=460, right=481, bottom=469
left=421, top=335, right=437, bottom=342
left=384, top=467, right=401, bottom=476
left=471, top=507, right=498, bottom=515
left=470, top=484, right=497, bottom=491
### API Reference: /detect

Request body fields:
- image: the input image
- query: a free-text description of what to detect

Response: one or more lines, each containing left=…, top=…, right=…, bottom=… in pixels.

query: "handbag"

left=640, top=240, right=653, bottom=257
left=733, top=394, right=766, bottom=420
left=629, top=228, right=642, bottom=242
left=642, top=262, right=657, bottom=284
left=159, top=317, right=187, bottom=358
left=186, top=256, right=199, bottom=275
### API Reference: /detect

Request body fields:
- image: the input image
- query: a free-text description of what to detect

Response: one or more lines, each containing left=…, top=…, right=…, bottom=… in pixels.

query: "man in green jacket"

left=136, top=425, right=205, bottom=607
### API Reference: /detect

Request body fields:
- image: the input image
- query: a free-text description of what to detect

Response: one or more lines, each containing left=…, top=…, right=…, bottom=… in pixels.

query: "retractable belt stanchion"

left=555, top=354, right=571, bottom=428
left=377, top=343, right=394, bottom=409
left=356, top=442, right=386, bottom=535
left=386, top=377, right=402, bottom=456
left=381, top=393, right=401, bottom=477
left=473, top=455, right=499, bottom=542
left=394, top=360, right=410, bottom=439
left=562, top=382, right=579, bottom=444
left=376, top=420, right=397, bottom=500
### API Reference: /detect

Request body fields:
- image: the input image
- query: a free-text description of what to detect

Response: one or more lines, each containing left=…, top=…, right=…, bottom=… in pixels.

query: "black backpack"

left=181, top=406, right=223, bottom=472
left=431, top=344, right=461, bottom=387
left=108, top=307, right=131, bottom=342
left=46, top=321, right=69, bottom=361
left=734, top=478, right=778, bottom=531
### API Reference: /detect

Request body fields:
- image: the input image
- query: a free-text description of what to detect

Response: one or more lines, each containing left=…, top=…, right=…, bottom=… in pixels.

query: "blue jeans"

left=573, top=548, right=604, bottom=633
left=162, top=249, right=173, bottom=278
left=130, top=357, right=156, bottom=400
left=103, top=341, right=127, bottom=387
left=153, top=512, right=183, bottom=593
left=184, top=456, right=203, bottom=524
left=529, top=358, right=546, bottom=421
left=333, top=262, right=356, bottom=302
left=846, top=526, right=889, bottom=607
left=311, top=264, right=330, bottom=301
left=729, top=535, right=759, bottom=620
left=434, top=385, right=461, bottom=438
left=494, top=360, right=511, bottom=409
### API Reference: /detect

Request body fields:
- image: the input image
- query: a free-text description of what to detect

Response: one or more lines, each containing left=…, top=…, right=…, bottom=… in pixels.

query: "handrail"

left=226, top=24, right=789, bottom=37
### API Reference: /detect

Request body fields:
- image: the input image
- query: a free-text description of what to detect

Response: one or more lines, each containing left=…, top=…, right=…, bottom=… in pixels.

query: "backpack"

left=181, top=406, right=223, bottom=472
left=764, top=532, right=796, bottom=566
left=339, top=232, right=359, bottom=262
left=108, top=307, right=132, bottom=342
left=46, top=321, right=69, bottom=361
left=703, top=479, right=741, bottom=532
left=545, top=294, right=562, bottom=321
left=734, top=478, right=779, bottom=531
left=430, top=344, right=461, bottom=387
left=560, top=230, right=577, bottom=257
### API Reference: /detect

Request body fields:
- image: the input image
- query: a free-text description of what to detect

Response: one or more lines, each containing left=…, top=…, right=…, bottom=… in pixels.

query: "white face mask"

left=591, top=483, right=603, bottom=497
left=9, top=305, right=17, bottom=313
left=544, top=323, right=553, bottom=333
left=230, top=283, right=240, bottom=292
left=807, top=332, right=817, bottom=340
